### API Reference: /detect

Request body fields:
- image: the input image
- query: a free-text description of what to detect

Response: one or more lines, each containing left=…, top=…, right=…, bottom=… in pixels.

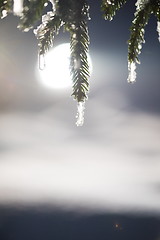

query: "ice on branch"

left=13, top=0, right=23, bottom=16
left=34, top=11, right=55, bottom=70
left=42, top=12, right=54, bottom=24
left=1, top=10, right=7, bottom=19
left=127, top=61, right=137, bottom=83
left=34, top=12, right=54, bottom=37
left=76, top=101, right=85, bottom=126
left=135, top=0, right=149, bottom=11
left=157, top=21, right=160, bottom=42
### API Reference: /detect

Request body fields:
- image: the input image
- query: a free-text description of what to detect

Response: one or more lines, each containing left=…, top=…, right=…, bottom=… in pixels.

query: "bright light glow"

left=38, top=43, right=71, bottom=89
left=38, top=43, right=92, bottom=89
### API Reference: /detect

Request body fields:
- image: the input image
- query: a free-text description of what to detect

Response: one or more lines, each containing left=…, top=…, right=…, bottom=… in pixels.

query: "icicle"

left=39, top=54, right=45, bottom=70
left=157, top=21, right=160, bottom=42
left=127, top=61, right=137, bottom=83
left=13, top=0, right=23, bottom=16
left=76, top=101, right=85, bottom=126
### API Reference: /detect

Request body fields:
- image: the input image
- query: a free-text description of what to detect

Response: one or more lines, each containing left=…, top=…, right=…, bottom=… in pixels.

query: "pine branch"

left=128, top=3, right=152, bottom=64
left=56, top=0, right=90, bottom=103
left=70, top=19, right=90, bottom=102
left=101, top=0, right=128, bottom=21
left=127, top=1, right=154, bottom=83
left=19, top=0, right=47, bottom=31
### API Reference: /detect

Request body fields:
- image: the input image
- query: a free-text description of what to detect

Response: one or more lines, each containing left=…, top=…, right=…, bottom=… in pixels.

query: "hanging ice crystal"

left=76, top=101, right=85, bottom=126
left=127, top=61, right=137, bottom=83
left=13, top=0, right=23, bottom=16
left=157, top=21, right=160, bottom=42
left=39, top=54, right=45, bottom=70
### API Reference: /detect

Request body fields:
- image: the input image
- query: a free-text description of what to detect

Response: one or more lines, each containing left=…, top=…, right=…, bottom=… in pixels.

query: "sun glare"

left=37, top=43, right=92, bottom=89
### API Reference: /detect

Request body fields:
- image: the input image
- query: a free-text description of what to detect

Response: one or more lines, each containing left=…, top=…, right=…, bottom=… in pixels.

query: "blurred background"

left=0, top=1, right=160, bottom=239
